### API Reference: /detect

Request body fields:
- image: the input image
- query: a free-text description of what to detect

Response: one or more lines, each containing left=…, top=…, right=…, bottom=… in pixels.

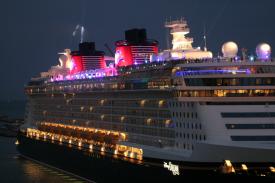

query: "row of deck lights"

left=27, top=128, right=142, bottom=160
left=41, top=122, right=127, bottom=140
left=223, top=160, right=275, bottom=175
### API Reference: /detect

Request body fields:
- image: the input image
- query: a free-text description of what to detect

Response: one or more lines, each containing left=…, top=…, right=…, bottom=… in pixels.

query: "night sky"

left=0, top=0, right=274, bottom=100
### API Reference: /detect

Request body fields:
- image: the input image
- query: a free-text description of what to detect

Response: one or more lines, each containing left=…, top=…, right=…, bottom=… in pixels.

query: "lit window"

left=140, top=100, right=146, bottom=107
left=159, top=100, right=165, bottom=107
left=146, top=118, right=152, bottom=125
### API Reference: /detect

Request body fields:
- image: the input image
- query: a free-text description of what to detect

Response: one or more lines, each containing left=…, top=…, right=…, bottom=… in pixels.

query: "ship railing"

left=170, top=28, right=190, bottom=33
left=165, top=19, right=187, bottom=27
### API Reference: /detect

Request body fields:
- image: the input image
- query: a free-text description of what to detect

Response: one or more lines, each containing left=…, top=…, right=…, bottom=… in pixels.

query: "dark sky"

left=0, top=0, right=274, bottom=100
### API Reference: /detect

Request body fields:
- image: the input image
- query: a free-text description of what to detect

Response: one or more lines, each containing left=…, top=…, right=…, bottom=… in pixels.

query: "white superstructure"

left=157, top=18, right=213, bottom=60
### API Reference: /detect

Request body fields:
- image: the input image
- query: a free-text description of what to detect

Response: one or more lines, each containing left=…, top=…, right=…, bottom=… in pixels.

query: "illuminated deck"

left=25, top=126, right=143, bottom=161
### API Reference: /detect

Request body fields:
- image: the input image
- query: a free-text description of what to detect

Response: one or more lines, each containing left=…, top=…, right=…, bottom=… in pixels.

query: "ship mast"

left=72, top=25, right=85, bottom=43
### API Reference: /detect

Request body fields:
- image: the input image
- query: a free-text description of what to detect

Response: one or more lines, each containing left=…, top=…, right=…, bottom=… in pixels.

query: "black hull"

left=16, top=134, right=275, bottom=183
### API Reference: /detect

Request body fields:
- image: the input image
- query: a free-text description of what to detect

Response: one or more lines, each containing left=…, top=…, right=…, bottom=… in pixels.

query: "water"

left=0, top=101, right=83, bottom=183
left=0, top=136, right=85, bottom=183
left=0, top=100, right=26, bottom=119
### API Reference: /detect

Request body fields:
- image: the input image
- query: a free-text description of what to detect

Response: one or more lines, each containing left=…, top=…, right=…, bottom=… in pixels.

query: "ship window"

left=185, top=78, right=275, bottom=86
left=231, top=136, right=275, bottom=141
left=226, top=124, right=275, bottom=129
left=221, top=112, right=275, bottom=118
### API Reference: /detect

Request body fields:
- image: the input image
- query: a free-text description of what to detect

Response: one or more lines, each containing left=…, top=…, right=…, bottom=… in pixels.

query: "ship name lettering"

left=163, top=162, right=180, bottom=175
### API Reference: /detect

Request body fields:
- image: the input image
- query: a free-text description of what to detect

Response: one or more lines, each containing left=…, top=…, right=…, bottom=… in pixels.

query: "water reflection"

left=0, top=137, right=85, bottom=183
left=20, top=157, right=86, bottom=183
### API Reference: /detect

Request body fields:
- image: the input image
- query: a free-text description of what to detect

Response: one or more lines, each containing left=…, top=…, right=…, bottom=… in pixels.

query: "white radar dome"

left=222, top=41, right=238, bottom=58
left=256, top=43, right=271, bottom=60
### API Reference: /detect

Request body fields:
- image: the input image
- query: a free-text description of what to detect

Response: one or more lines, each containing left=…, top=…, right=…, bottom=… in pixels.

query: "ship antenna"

left=80, top=26, right=85, bottom=43
left=203, top=24, right=207, bottom=51
left=72, top=25, right=85, bottom=43
left=165, top=18, right=170, bottom=50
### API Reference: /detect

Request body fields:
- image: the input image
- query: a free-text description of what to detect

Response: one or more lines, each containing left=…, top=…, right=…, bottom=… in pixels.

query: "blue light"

left=234, top=56, right=240, bottom=61
left=176, top=69, right=250, bottom=76
left=249, top=55, right=255, bottom=62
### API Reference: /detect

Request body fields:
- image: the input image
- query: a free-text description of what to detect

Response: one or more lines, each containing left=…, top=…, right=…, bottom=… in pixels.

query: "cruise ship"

left=17, top=19, right=275, bottom=182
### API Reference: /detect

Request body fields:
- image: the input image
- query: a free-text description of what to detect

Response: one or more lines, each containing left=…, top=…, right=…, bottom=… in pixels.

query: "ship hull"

left=16, top=133, right=275, bottom=183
